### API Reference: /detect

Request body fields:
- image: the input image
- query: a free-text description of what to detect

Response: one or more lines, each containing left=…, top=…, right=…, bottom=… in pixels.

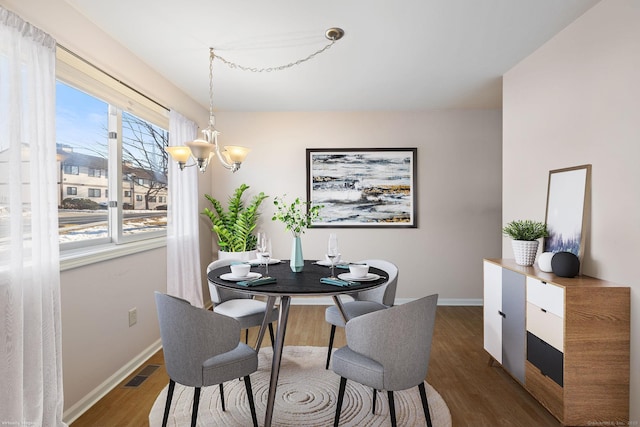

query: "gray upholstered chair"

left=325, top=259, right=399, bottom=369
left=332, top=294, right=439, bottom=427
left=154, top=292, right=259, bottom=427
left=207, top=259, right=277, bottom=347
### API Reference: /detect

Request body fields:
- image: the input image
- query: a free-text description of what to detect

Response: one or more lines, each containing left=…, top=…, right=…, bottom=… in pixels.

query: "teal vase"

left=290, top=236, right=304, bottom=272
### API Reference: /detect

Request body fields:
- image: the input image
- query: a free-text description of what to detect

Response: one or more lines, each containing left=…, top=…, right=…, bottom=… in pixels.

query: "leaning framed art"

left=543, top=164, right=591, bottom=261
left=306, top=148, right=417, bottom=228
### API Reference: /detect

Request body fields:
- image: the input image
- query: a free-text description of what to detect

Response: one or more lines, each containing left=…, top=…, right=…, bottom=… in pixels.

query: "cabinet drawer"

left=526, top=277, right=564, bottom=318
left=525, top=361, right=564, bottom=421
left=526, top=302, right=564, bottom=352
left=527, top=331, right=563, bottom=387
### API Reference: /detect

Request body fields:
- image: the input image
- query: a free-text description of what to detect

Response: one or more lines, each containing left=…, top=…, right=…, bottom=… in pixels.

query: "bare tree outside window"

left=122, top=112, right=168, bottom=210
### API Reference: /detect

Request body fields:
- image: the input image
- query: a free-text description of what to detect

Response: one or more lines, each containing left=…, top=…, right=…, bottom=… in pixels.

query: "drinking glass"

left=261, top=237, right=272, bottom=275
left=257, top=232, right=265, bottom=249
left=257, top=233, right=272, bottom=275
left=327, top=233, right=339, bottom=278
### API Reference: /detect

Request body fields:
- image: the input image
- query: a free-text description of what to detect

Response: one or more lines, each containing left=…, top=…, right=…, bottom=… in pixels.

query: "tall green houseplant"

left=203, top=184, right=268, bottom=252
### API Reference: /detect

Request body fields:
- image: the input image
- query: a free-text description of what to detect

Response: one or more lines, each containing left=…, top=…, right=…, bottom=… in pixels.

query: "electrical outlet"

left=128, top=307, right=137, bottom=327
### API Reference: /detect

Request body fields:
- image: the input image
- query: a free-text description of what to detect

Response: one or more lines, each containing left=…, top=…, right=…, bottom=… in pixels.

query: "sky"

left=56, top=81, right=108, bottom=157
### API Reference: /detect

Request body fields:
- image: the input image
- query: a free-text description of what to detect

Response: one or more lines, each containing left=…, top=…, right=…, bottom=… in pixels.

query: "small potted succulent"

left=502, top=219, right=548, bottom=266
left=272, top=195, right=322, bottom=272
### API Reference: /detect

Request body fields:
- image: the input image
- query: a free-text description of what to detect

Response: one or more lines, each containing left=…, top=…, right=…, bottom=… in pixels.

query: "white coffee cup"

left=230, top=263, right=251, bottom=278
left=349, top=264, right=369, bottom=278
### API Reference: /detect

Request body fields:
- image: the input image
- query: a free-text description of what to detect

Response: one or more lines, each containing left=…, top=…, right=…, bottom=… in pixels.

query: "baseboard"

left=291, top=296, right=483, bottom=306
left=435, top=298, right=483, bottom=306
left=62, top=338, right=162, bottom=425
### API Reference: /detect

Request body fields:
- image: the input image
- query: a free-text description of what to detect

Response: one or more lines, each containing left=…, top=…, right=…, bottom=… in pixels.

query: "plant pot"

left=218, top=249, right=257, bottom=262
left=511, top=240, right=539, bottom=266
left=290, top=236, right=304, bottom=272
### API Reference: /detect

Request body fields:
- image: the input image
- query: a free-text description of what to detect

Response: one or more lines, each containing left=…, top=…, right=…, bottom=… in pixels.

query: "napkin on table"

left=237, top=277, right=277, bottom=287
left=320, top=277, right=356, bottom=287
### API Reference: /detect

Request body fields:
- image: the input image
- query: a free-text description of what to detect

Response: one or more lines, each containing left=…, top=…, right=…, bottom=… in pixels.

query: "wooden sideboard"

left=483, top=258, right=630, bottom=426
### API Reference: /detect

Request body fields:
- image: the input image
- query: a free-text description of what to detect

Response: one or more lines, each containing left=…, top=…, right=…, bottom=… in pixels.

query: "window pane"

left=56, top=82, right=109, bottom=244
left=121, top=111, right=168, bottom=236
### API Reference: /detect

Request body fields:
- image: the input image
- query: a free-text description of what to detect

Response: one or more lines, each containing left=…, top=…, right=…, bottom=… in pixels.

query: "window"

left=64, top=165, right=79, bottom=175
left=56, top=47, right=169, bottom=256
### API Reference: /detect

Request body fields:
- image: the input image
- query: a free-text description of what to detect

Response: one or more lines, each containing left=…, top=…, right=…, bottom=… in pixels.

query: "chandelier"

left=167, top=27, right=345, bottom=173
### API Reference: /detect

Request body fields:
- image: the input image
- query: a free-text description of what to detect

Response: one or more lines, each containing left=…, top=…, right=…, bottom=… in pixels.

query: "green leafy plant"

left=502, top=219, right=549, bottom=241
left=272, top=195, right=322, bottom=236
left=203, top=184, right=268, bottom=252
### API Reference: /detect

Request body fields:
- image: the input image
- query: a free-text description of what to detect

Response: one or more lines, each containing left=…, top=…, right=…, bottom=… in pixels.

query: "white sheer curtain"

left=167, top=110, right=204, bottom=306
left=0, top=7, right=66, bottom=426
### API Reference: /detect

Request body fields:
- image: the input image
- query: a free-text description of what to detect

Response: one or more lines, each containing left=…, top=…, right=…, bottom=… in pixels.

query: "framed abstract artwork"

left=543, top=164, right=591, bottom=261
left=306, top=148, right=417, bottom=228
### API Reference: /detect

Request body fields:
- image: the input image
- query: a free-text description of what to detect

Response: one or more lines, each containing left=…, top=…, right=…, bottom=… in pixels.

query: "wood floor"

left=71, top=305, right=560, bottom=426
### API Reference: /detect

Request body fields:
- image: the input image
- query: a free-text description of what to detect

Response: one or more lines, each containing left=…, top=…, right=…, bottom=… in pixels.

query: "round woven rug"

left=149, top=346, right=451, bottom=426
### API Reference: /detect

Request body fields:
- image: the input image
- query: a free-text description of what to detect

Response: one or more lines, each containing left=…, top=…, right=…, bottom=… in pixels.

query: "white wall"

left=208, top=110, right=502, bottom=301
left=503, top=0, right=639, bottom=420
left=60, top=249, right=166, bottom=418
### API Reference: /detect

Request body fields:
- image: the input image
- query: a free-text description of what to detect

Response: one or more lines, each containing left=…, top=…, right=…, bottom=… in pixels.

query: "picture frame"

left=543, top=164, right=591, bottom=261
left=306, top=148, right=417, bottom=228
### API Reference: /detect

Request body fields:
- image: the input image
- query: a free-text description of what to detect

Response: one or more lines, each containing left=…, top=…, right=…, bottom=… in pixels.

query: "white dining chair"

left=207, top=259, right=278, bottom=347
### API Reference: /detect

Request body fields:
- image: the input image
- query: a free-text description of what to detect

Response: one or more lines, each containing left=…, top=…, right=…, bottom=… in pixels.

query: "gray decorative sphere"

left=551, top=252, right=580, bottom=278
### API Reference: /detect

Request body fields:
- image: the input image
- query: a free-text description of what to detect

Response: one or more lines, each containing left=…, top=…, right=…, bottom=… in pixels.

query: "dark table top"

left=207, top=260, right=388, bottom=297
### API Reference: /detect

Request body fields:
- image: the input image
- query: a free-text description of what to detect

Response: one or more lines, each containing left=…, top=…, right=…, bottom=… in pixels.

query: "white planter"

left=217, top=249, right=257, bottom=262
left=511, top=240, right=539, bottom=266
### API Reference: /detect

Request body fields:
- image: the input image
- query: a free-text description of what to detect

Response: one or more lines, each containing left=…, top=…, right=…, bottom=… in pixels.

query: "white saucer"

left=220, top=272, right=262, bottom=282
left=248, top=258, right=281, bottom=265
left=338, top=272, right=381, bottom=282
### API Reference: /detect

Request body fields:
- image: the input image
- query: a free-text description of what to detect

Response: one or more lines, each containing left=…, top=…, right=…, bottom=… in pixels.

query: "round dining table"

left=207, top=259, right=388, bottom=427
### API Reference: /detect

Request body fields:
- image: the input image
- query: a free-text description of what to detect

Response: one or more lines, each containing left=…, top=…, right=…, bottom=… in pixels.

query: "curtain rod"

left=56, top=44, right=170, bottom=112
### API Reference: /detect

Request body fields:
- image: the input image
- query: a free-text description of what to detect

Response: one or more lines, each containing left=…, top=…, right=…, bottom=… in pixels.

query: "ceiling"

left=62, top=0, right=599, bottom=112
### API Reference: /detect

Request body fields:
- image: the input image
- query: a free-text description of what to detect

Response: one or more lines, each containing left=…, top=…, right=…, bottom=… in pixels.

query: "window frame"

left=56, top=46, right=170, bottom=269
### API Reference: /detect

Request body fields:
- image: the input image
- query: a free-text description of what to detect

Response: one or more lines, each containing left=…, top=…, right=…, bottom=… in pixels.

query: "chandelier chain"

left=208, top=48, right=215, bottom=123
left=211, top=40, right=337, bottom=74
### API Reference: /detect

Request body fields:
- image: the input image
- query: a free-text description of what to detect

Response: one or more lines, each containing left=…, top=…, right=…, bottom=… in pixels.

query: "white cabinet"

left=483, top=261, right=502, bottom=363
left=482, top=260, right=525, bottom=383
